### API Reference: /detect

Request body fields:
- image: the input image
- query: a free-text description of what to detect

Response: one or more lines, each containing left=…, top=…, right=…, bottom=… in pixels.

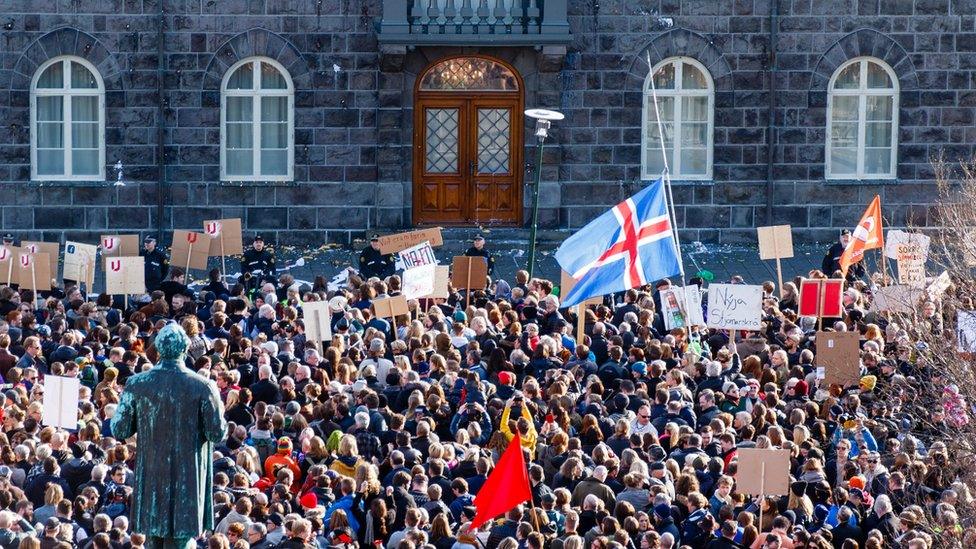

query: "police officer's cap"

left=253, top=234, right=264, bottom=242
left=370, top=234, right=380, bottom=242
left=143, top=236, right=156, bottom=244
left=473, top=234, right=485, bottom=241
left=1, top=234, right=12, bottom=242
left=840, top=229, right=851, bottom=236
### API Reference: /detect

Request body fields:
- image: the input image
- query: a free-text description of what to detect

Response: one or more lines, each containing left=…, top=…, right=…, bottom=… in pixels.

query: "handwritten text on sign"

left=399, top=241, right=437, bottom=269
left=706, top=283, right=763, bottom=331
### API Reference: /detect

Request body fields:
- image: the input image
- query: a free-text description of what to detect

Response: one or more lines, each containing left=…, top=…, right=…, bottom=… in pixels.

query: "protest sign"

left=403, top=264, right=437, bottom=299
left=64, top=242, right=98, bottom=288
left=42, top=375, right=81, bottom=430
left=377, top=227, right=444, bottom=254
left=399, top=241, right=438, bottom=269
left=735, top=448, right=791, bottom=497
left=869, top=285, right=923, bottom=314
left=171, top=230, right=209, bottom=272
left=757, top=224, right=793, bottom=298
left=16, top=252, right=52, bottom=292
left=0, top=246, right=17, bottom=286
left=817, top=331, right=861, bottom=387
left=105, top=256, right=146, bottom=296
left=798, top=278, right=844, bottom=318
left=897, top=255, right=925, bottom=286
left=100, top=234, right=139, bottom=258
left=203, top=218, right=244, bottom=256
left=957, top=311, right=976, bottom=353
left=21, top=241, right=59, bottom=281
left=302, top=301, right=332, bottom=353
left=927, top=271, right=951, bottom=300
left=706, top=284, right=762, bottom=331
left=372, top=295, right=409, bottom=319
left=662, top=285, right=705, bottom=330
left=452, top=256, right=489, bottom=308
left=885, top=230, right=930, bottom=260
left=419, top=266, right=450, bottom=300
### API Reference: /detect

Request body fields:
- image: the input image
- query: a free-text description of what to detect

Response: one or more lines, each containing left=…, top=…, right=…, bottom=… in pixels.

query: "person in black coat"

left=485, top=509, right=520, bottom=549
left=464, top=235, right=495, bottom=276
left=249, top=366, right=281, bottom=405
left=829, top=506, right=864, bottom=548
left=60, top=443, right=106, bottom=493
left=359, top=235, right=396, bottom=280
left=25, top=458, right=72, bottom=507
left=821, top=229, right=865, bottom=281
left=140, top=237, right=169, bottom=292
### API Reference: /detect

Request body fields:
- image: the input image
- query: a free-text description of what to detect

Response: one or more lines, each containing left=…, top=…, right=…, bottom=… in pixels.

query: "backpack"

left=100, top=485, right=129, bottom=519
left=250, top=436, right=277, bottom=464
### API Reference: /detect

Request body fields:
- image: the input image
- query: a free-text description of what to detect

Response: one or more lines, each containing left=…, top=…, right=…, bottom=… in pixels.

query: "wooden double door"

left=413, top=97, right=523, bottom=225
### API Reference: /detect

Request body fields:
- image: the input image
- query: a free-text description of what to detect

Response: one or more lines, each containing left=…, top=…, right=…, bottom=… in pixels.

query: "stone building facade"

left=0, top=0, right=973, bottom=246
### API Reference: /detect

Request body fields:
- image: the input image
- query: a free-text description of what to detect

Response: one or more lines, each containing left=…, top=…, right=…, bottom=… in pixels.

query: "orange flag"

left=839, top=195, right=884, bottom=275
left=468, top=431, right=532, bottom=531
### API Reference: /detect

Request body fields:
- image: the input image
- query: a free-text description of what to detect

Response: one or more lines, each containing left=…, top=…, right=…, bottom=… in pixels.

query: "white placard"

left=957, top=311, right=976, bottom=353
left=662, top=285, right=705, bottom=330
left=869, top=285, right=923, bottom=313
left=402, top=264, right=436, bottom=300
left=399, top=241, right=437, bottom=270
left=706, top=284, right=763, bottom=331
left=927, top=271, right=951, bottom=300
left=885, top=230, right=930, bottom=260
left=898, top=256, right=925, bottom=287
left=43, top=376, right=81, bottom=430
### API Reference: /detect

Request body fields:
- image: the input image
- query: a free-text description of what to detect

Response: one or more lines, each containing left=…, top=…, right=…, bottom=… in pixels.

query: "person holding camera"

left=500, top=393, right=538, bottom=458
left=449, top=402, right=492, bottom=445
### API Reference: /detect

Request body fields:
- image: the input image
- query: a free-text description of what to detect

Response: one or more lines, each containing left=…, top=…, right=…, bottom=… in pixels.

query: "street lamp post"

left=524, top=108, right=564, bottom=279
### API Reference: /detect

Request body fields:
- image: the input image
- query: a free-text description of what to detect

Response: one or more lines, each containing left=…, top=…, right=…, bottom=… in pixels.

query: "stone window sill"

left=217, top=180, right=298, bottom=187
left=28, top=180, right=131, bottom=188
left=823, top=178, right=901, bottom=186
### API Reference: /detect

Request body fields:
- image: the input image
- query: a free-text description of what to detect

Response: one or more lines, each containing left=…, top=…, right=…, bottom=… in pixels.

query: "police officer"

left=359, top=235, right=396, bottom=280
left=241, top=235, right=276, bottom=287
left=464, top=235, right=495, bottom=276
left=822, top=228, right=864, bottom=281
left=141, top=236, right=169, bottom=292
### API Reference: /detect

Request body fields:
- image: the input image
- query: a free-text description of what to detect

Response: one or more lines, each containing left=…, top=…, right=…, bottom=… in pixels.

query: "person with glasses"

left=246, top=523, right=273, bottom=549
left=631, top=404, right=657, bottom=437
left=14, top=337, right=45, bottom=375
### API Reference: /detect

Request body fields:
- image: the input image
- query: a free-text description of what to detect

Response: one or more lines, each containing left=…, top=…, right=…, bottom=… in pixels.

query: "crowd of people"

left=0, top=230, right=968, bottom=549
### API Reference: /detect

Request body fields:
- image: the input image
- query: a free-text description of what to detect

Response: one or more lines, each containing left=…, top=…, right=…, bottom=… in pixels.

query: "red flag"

left=468, top=433, right=532, bottom=531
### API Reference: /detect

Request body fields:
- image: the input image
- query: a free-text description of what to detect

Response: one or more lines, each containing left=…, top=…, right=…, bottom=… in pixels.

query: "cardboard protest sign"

left=419, top=266, right=450, bottom=300
left=757, top=225, right=794, bottom=260
left=302, top=301, right=332, bottom=352
left=898, top=255, right=925, bottom=286
left=377, top=227, right=444, bottom=254
left=0, top=246, right=18, bottom=286
left=171, top=231, right=209, bottom=272
left=42, top=375, right=81, bottom=430
left=885, top=230, right=930, bottom=260
left=956, top=311, right=976, bottom=353
left=399, top=241, right=437, bottom=269
left=203, top=218, right=244, bottom=256
left=869, top=285, right=923, bottom=314
left=706, top=284, right=763, bottom=331
left=734, top=448, right=791, bottom=496
left=16, top=252, right=52, bottom=291
left=927, top=271, right=951, bottom=300
left=21, top=242, right=59, bottom=281
left=372, top=295, right=409, bottom=319
left=451, top=256, right=489, bottom=290
left=817, top=331, right=861, bottom=387
left=402, top=264, right=437, bottom=300
left=798, top=279, right=844, bottom=318
left=63, top=242, right=98, bottom=288
left=662, top=285, right=705, bottom=330
left=105, top=256, right=146, bottom=295
left=100, top=234, right=139, bottom=258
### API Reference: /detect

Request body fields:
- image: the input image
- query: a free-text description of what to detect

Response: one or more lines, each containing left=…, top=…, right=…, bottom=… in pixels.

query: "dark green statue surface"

left=111, top=323, right=227, bottom=547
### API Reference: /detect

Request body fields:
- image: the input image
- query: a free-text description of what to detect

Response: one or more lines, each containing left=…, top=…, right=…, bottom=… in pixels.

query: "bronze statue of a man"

left=112, top=323, right=227, bottom=549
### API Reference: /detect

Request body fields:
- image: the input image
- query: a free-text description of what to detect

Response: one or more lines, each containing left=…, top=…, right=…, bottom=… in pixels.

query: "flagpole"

left=647, top=53, right=693, bottom=330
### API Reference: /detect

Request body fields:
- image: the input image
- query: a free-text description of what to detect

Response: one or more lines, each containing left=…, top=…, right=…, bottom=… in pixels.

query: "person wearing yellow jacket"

left=500, top=394, right=538, bottom=458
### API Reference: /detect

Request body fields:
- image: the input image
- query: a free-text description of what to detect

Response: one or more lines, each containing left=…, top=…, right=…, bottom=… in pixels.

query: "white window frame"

left=30, top=56, right=106, bottom=181
left=641, top=57, right=714, bottom=181
left=220, top=57, right=295, bottom=182
left=826, top=57, right=899, bottom=180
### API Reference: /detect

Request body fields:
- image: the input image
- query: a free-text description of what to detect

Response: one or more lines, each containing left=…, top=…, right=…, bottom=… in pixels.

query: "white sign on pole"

left=43, top=376, right=81, bottom=430
left=399, top=241, right=437, bottom=270
left=885, top=230, right=930, bottom=260
left=957, top=311, right=976, bottom=353
left=402, top=264, right=437, bottom=300
left=706, top=284, right=763, bottom=331
left=898, top=256, right=926, bottom=287
left=662, top=285, right=705, bottom=330
left=927, top=271, right=951, bottom=300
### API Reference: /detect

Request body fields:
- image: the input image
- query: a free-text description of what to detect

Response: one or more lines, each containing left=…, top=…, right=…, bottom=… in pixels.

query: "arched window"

left=827, top=57, right=898, bottom=179
left=642, top=57, right=714, bottom=180
left=221, top=58, right=294, bottom=181
left=31, top=56, right=105, bottom=180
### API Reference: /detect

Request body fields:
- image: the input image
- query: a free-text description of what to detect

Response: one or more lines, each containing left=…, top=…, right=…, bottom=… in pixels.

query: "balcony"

left=378, top=0, right=571, bottom=47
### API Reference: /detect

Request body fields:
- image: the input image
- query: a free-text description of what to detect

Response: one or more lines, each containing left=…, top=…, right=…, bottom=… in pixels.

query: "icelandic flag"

left=556, top=178, right=682, bottom=307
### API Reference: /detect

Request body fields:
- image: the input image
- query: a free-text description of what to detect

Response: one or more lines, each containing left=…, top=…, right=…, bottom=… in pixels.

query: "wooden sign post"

left=0, top=246, right=18, bottom=287
left=451, top=256, right=488, bottom=309
left=757, top=225, right=794, bottom=298
left=816, top=331, right=861, bottom=387
left=100, top=234, right=140, bottom=270
left=105, top=256, right=146, bottom=305
left=377, top=227, right=444, bottom=255
left=64, top=242, right=98, bottom=292
left=17, top=252, right=52, bottom=302
left=204, top=218, right=244, bottom=282
left=734, top=448, right=791, bottom=532
left=172, top=230, right=209, bottom=276
left=560, top=270, right=602, bottom=343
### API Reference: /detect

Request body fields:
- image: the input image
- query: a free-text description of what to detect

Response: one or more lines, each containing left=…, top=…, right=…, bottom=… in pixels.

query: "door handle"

left=469, top=160, right=476, bottom=176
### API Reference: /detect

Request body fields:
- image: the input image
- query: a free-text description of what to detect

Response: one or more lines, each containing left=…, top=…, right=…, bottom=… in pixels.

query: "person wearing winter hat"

left=263, top=436, right=301, bottom=483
